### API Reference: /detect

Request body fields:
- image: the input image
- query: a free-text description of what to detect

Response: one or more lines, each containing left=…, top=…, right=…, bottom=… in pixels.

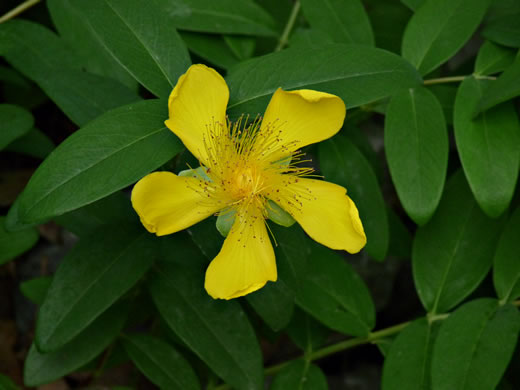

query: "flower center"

left=230, top=165, right=264, bottom=200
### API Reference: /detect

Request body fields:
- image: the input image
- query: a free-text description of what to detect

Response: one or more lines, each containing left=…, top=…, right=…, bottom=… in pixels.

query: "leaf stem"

left=275, top=0, right=301, bottom=52
left=0, top=0, right=42, bottom=24
left=423, top=74, right=496, bottom=86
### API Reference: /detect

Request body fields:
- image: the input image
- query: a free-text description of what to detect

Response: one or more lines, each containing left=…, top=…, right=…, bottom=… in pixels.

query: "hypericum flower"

left=131, top=64, right=366, bottom=300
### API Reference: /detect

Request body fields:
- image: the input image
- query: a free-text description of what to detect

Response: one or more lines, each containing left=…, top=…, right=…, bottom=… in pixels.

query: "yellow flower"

left=131, top=64, right=366, bottom=300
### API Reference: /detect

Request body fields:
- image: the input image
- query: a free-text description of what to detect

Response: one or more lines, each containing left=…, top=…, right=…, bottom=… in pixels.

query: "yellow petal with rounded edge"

left=258, top=88, right=346, bottom=162
left=205, top=205, right=277, bottom=300
left=131, top=171, right=222, bottom=236
left=268, top=176, right=366, bottom=253
left=165, top=64, right=229, bottom=165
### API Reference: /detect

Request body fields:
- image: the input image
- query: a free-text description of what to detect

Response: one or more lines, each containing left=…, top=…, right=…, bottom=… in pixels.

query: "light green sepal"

left=178, top=166, right=211, bottom=181
left=267, top=200, right=296, bottom=227
left=216, top=209, right=236, bottom=237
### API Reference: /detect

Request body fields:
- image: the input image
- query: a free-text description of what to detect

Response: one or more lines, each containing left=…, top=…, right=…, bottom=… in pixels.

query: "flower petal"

left=205, top=204, right=277, bottom=299
left=268, top=177, right=366, bottom=253
left=165, top=64, right=229, bottom=165
left=258, top=88, right=346, bottom=161
left=131, top=171, right=222, bottom=236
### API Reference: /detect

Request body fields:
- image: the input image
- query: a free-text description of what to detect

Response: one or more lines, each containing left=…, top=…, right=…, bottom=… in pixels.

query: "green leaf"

left=0, top=216, right=38, bottom=265
left=368, top=2, right=412, bottom=54
left=223, top=35, right=256, bottom=60
left=428, top=85, right=457, bottom=125
left=412, top=171, right=505, bottom=314
left=5, top=128, right=55, bottom=160
left=54, top=191, right=137, bottom=237
left=181, top=32, right=238, bottom=70
left=286, top=308, right=328, bottom=352
left=482, top=13, right=520, bottom=48
left=271, top=360, right=328, bottom=390
left=454, top=77, right=520, bottom=217
left=296, top=243, right=375, bottom=337
left=216, top=209, right=236, bottom=237
left=320, top=136, right=389, bottom=261
left=47, top=0, right=137, bottom=90
left=0, top=20, right=140, bottom=126
left=289, top=28, right=334, bottom=49
left=70, top=0, right=191, bottom=98
left=24, top=302, right=129, bottom=386
left=300, top=0, right=374, bottom=46
left=382, top=318, right=438, bottom=390
left=477, top=58, right=520, bottom=114
left=14, top=100, right=181, bottom=226
left=0, top=374, right=19, bottom=390
left=401, top=0, right=492, bottom=75
left=431, top=299, right=520, bottom=390
left=387, top=207, right=412, bottom=259
left=226, top=44, right=422, bottom=117
left=400, top=0, right=426, bottom=11
left=245, top=279, right=295, bottom=332
left=149, top=262, right=263, bottom=390
left=493, top=207, right=520, bottom=303
left=19, top=276, right=53, bottom=306
left=161, top=0, right=277, bottom=37
left=35, top=225, right=156, bottom=352
left=122, top=334, right=200, bottom=390
left=0, top=104, right=34, bottom=150
left=474, top=41, right=516, bottom=76
left=385, top=86, right=449, bottom=225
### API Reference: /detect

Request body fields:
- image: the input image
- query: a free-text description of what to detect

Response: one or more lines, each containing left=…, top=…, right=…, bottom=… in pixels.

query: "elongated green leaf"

left=161, top=0, right=276, bottom=37
left=54, top=191, right=136, bottom=237
left=0, top=216, right=38, bottom=265
left=271, top=360, right=328, bottom=390
left=36, top=225, right=156, bottom=352
left=402, top=0, right=492, bottom=75
left=455, top=77, right=520, bottom=217
left=20, top=276, right=53, bottom=306
left=400, top=0, right=425, bottom=11
left=428, top=85, right=457, bottom=125
left=482, top=13, right=520, bottom=48
left=0, top=20, right=140, bottom=126
left=297, top=243, right=375, bottom=337
left=431, top=299, right=520, bottom=390
left=382, top=318, right=438, bottom=390
left=226, top=44, right=422, bottom=117
left=300, top=0, right=374, bottom=46
left=246, top=280, right=295, bottom=332
left=477, top=58, right=520, bottom=113
left=320, top=136, right=389, bottom=260
left=385, top=86, right=448, bottom=225
left=149, top=262, right=263, bottom=390
left=70, top=0, right=190, bottom=98
left=123, top=334, right=199, bottom=390
left=289, top=28, right=334, bottom=49
left=412, top=171, right=504, bottom=314
left=181, top=32, right=239, bottom=70
left=493, top=207, right=520, bottom=303
left=47, top=0, right=137, bottom=89
left=474, top=41, right=516, bottom=76
left=24, top=302, right=129, bottom=386
left=223, top=35, right=256, bottom=60
left=369, top=2, right=412, bottom=54
left=387, top=207, right=413, bottom=259
left=286, top=308, right=328, bottom=352
left=5, top=128, right=55, bottom=160
left=0, top=104, right=33, bottom=150
left=13, top=100, right=181, bottom=226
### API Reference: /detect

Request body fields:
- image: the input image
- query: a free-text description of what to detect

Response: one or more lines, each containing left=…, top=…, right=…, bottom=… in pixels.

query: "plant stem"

left=0, top=0, right=42, bottom=24
left=275, top=0, right=301, bottom=52
left=423, top=74, right=496, bottom=86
